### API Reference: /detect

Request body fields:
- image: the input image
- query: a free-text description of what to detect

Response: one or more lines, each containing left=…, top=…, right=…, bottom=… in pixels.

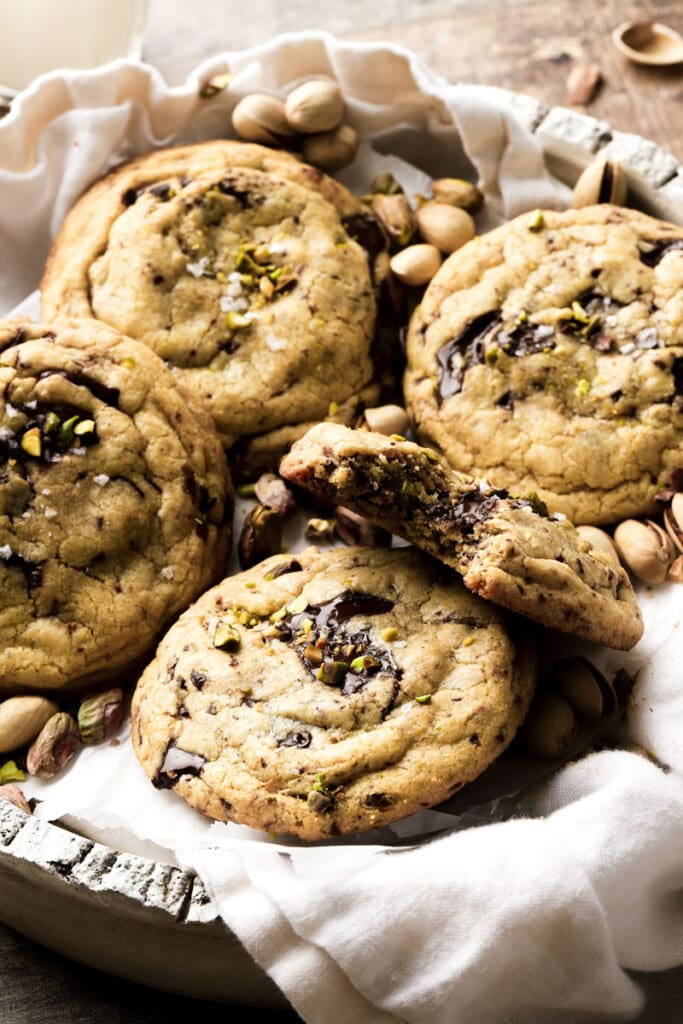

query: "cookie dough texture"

left=280, top=424, right=643, bottom=650
left=405, top=205, right=683, bottom=525
left=132, top=546, right=535, bottom=840
left=0, top=318, right=232, bottom=693
left=40, top=140, right=380, bottom=459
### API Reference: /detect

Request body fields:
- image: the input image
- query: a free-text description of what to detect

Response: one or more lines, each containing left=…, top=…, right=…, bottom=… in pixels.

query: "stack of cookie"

left=1, top=130, right=681, bottom=840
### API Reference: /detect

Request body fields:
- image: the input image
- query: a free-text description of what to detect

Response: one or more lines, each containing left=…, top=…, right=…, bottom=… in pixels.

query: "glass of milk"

left=0, top=0, right=149, bottom=95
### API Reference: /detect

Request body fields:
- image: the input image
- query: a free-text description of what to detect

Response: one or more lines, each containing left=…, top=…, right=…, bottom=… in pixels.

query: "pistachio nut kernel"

left=26, top=713, right=80, bottom=779
left=78, top=688, right=125, bottom=745
left=521, top=692, right=578, bottom=759
left=575, top=525, right=621, bottom=569
left=390, top=243, right=442, bottom=286
left=371, top=172, right=403, bottom=196
left=231, top=93, right=295, bottom=146
left=0, top=760, right=25, bottom=784
left=284, top=79, right=344, bottom=134
left=0, top=696, right=59, bottom=754
left=431, top=177, right=484, bottom=213
left=570, top=157, right=628, bottom=209
left=301, top=124, right=359, bottom=172
left=613, top=518, right=676, bottom=584
left=416, top=202, right=475, bottom=254
left=664, top=492, right=683, bottom=554
left=0, top=783, right=31, bottom=815
left=370, top=193, right=416, bottom=249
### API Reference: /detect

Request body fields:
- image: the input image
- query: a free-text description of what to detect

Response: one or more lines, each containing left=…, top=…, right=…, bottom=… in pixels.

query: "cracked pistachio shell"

left=231, top=94, right=295, bottom=145
left=575, top=525, right=621, bottom=569
left=390, top=244, right=442, bottom=286
left=613, top=518, right=676, bottom=584
left=521, top=692, right=578, bottom=758
left=416, top=202, right=475, bottom=254
left=285, top=79, right=344, bottom=134
left=0, top=696, right=59, bottom=754
left=570, top=158, right=627, bottom=208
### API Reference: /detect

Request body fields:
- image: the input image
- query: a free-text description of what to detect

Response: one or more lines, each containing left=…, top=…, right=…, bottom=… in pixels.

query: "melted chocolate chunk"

left=277, top=731, right=312, bottom=748
left=364, top=792, right=391, bottom=808
left=0, top=400, right=99, bottom=466
left=121, top=187, right=142, bottom=207
left=342, top=214, right=386, bottom=265
left=639, top=238, right=683, bottom=267
left=673, top=357, right=683, bottom=396
left=218, top=179, right=251, bottom=208
left=269, top=559, right=302, bottom=579
left=152, top=742, right=206, bottom=789
left=437, top=311, right=501, bottom=402
left=150, top=183, right=173, bottom=200
left=276, top=591, right=399, bottom=695
left=435, top=488, right=548, bottom=535
left=496, top=321, right=555, bottom=357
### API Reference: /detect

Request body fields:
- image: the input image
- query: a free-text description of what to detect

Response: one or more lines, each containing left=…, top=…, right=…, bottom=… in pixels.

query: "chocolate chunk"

left=342, top=213, right=386, bottom=264
left=672, top=357, right=683, bottom=396
left=277, top=731, right=312, bottom=748
left=364, top=792, right=391, bottom=808
left=152, top=741, right=206, bottom=789
left=437, top=311, right=501, bottom=401
left=639, top=238, right=683, bottom=267
left=218, top=179, right=251, bottom=208
left=150, top=183, right=173, bottom=200
left=190, top=670, right=207, bottom=690
left=269, top=559, right=303, bottom=579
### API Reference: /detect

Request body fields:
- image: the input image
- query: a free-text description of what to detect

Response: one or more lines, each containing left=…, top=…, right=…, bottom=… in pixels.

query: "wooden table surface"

left=3, top=1, right=683, bottom=1022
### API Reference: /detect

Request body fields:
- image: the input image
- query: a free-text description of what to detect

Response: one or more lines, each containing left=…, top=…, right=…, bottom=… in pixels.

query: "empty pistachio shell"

left=301, top=124, right=359, bottom=172
left=371, top=193, right=416, bottom=249
left=416, top=202, right=475, bottom=254
left=0, top=696, right=59, bottom=754
left=363, top=404, right=410, bottom=437
left=238, top=504, right=282, bottom=569
left=570, top=158, right=628, bottom=208
left=26, top=713, right=80, bottom=779
left=78, top=688, right=124, bottom=745
left=390, top=244, right=442, bottom=286
left=575, top=525, right=621, bottom=569
left=284, top=79, right=344, bottom=134
left=0, top=784, right=31, bottom=815
left=431, top=177, right=483, bottom=213
left=521, top=692, right=578, bottom=758
left=232, top=94, right=295, bottom=145
left=550, top=658, right=609, bottom=720
left=664, top=492, right=683, bottom=553
left=613, top=518, right=676, bottom=584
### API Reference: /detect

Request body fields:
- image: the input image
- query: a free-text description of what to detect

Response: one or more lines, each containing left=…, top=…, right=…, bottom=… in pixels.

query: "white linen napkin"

left=3, top=32, right=682, bottom=1024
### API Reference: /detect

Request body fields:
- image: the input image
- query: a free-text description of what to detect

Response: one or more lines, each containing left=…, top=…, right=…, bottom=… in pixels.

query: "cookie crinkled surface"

left=0, top=317, right=232, bottom=693
left=40, top=140, right=382, bottom=461
left=404, top=204, right=683, bottom=525
left=132, top=546, right=535, bottom=840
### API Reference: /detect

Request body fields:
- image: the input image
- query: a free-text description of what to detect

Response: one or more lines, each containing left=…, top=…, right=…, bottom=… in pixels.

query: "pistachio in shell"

left=0, top=784, right=31, bottom=815
left=550, top=657, right=616, bottom=720
left=575, top=525, right=621, bottom=570
left=0, top=695, right=59, bottom=754
left=231, top=94, right=295, bottom=146
left=570, top=158, right=627, bottom=208
left=301, top=124, right=359, bottom=172
left=78, top=688, right=125, bottom=745
left=521, top=692, right=578, bottom=759
left=27, top=713, right=80, bottom=779
left=238, top=504, right=282, bottom=568
left=416, top=202, right=475, bottom=254
left=613, top=518, right=676, bottom=584
left=389, top=244, right=442, bottom=286
left=371, top=193, right=416, bottom=249
left=254, top=473, right=296, bottom=518
left=663, top=492, right=683, bottom=554
left=431, top=177, right=483, bottom=213
left=362, top=404, right=410, bottom=437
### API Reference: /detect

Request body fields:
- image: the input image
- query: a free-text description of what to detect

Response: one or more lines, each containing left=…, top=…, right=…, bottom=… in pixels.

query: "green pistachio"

left=0, top=760, right=25, bottom=784
left=58, top=415, right=79, bottom=444
left=350, top=655, right=379, bottom=673
left=43, top=411, right=61, bottom=434
left=213, top=622, right=241, bottom=650
left=78, top=688, right=125, bottom=745
left=415, top=694, right=432, bottom=704
left=317, top=661, right=347, bottom=686
left=20, top=428, right=41, bottom=457
left=528, top=210, right=545, bottom=232
left=226, top=311, right=252, bottom=331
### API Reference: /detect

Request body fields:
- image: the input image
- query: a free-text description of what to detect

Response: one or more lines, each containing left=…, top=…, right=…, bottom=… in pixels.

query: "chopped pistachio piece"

left=328, top=401, right=339, bottom=416
left=43, top=411, right=61, bottom=434
left=415, top=694, right=432, bottom=704
left=350, top=655, right=380, bottom=673
left=73, top=418, right=95, bottom=437
left=213, top=622, right=241, bottom=650
left=226, top=311, right=252, bottom=330
left=58, top=415, right=79, bottom=444
left=317, top=661, right=347, bottom=686
left=20, top=427, right=41, bottom=457
left=287, top=594, right=309, bottom=615
left=380, top=627, right=398, bottom=642
left=0, top=760, right=26, bottom=784
left=528, top=210, right=545, bottom=232
left=304, top=644, right=323, bottom=665
left=237, top=482, right=256, bottom=497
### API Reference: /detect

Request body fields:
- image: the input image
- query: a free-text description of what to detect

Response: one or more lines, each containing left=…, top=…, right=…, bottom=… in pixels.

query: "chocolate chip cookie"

left=404, top=204, right=683, bottom=525
left=40, top=140, right=382, bottom=463
left=279, top=423, right=643, bottom=650
left=0, top=318, right=232, bottom=693
left=131, top=546, right=535, bottom=840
